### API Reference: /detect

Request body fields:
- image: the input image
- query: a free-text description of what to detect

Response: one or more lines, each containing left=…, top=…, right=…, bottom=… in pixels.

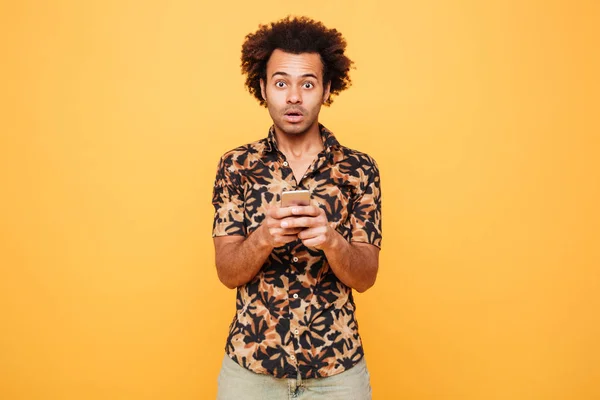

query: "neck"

left=273, top=123, right=323, bottom=158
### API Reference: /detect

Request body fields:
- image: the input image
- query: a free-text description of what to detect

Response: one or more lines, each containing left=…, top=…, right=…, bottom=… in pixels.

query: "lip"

left=284, top=114, right=304, bottom=123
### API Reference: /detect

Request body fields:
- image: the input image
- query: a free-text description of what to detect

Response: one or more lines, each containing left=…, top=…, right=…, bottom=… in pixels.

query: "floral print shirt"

left=212, top=124, right=382, bottom=379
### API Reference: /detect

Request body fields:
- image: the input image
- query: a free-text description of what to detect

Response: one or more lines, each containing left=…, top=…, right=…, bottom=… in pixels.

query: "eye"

left=275, top=81, right=286, bottom=88
left=303, top=82, right=314, bottom=89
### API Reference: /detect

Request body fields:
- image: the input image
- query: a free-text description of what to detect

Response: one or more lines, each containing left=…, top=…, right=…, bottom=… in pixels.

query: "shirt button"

left=290, top=355, right=296, bottom=361
left=294, top=329, right=299, bottom=335
left=292, top=293, right=299, bottom=299
left=283, top=161, right=289, bottom=167
left=293, top=257, right=299, bottom=262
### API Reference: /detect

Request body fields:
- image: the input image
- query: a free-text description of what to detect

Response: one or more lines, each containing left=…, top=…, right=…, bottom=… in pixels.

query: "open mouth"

left=284, top=111, right=304, bottom=123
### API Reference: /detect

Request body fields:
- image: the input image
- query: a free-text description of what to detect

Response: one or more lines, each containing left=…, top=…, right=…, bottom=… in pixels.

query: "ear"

left=260, top=78, right=267, bottom=101
left=323, top=81, right=331, bottom=103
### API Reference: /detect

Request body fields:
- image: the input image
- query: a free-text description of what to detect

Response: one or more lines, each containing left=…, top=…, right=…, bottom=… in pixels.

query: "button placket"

left=289, top=289, right=301, bottom=367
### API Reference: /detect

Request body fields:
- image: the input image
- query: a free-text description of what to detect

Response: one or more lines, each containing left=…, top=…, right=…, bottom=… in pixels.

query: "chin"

left=277, top=122, right=309, bottom=136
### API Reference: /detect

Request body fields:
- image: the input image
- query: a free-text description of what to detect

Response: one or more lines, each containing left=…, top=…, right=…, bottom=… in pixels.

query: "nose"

left=286, top=86, right=302, bottom=104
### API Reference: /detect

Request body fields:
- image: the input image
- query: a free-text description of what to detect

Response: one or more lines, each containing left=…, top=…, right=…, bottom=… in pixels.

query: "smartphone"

left=280, top=190, right=311, bottom=207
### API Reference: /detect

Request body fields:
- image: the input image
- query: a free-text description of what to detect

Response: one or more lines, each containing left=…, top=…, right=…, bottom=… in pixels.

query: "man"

left=212, top=16, right=382, bottom=400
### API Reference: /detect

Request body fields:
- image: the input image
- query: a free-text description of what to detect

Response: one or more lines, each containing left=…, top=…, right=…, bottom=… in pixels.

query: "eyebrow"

left=271, top=72, right=319, bottom=81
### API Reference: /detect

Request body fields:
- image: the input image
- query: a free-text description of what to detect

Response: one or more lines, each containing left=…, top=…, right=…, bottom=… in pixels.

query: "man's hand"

left=279, top=205, right=338, bottom=251
left=263, top=206, right=306, bottom=247
left=278, top=204, right=378, bottom=292
left=216, top=203, right=379, bottom=292
left=214, top=205, right=306, bottom=289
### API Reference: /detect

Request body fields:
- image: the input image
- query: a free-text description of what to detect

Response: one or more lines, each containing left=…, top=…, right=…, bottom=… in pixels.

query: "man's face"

left=260, top=49, right=331, bottom=137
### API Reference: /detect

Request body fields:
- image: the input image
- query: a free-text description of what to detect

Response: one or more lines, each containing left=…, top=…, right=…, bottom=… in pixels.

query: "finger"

left=271, top=227, right=303, bottom=236
left=301, top=235, right=326, bottom=248
left=297, top=226, right=327, bottom=240
left=268, top=206, right=296, bottom=220
left=280, top=216, right=319, bottom=229
left=281, top=213, right=329, bottom=229
left=266, top=214, right=298, bottom=228
left=274, top=235, right=299, bottom=246
left=289, top=205, right=322, bottom=217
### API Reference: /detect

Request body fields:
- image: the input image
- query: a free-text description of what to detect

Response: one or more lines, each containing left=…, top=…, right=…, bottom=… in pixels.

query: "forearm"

left=215, top=225, right=273, bottom=289
left=323, top=231, right=379, bottom=293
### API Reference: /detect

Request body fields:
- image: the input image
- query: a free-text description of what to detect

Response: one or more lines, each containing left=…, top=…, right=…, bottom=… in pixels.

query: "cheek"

left=308, top=105, right=322, bottom=119
left=266, top=98, right=282, bottom=116
left=266, top=87, right=285, bottom=102
left=308, top=95, right=324, bottom=112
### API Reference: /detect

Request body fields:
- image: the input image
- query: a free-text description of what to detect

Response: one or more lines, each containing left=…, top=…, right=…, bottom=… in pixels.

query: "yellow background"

left=1, top=0, right=599, bottom=399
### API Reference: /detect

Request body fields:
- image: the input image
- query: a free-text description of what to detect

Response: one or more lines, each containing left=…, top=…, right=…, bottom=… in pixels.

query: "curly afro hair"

left=241, top=16, right=354, bottom=107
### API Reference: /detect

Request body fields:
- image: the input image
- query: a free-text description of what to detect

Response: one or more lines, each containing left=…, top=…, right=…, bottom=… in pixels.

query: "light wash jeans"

left=217, top=355, right=372, bottom=400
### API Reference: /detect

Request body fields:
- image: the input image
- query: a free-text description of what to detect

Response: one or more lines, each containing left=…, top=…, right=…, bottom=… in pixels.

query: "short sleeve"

left=350, top=156, right=382, bottom=248
left=212, top=153, right=246, bottom=237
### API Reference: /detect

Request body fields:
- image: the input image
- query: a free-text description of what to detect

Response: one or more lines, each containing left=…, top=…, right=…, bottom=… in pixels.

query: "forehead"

left=266, top=49, right=323, bottom=80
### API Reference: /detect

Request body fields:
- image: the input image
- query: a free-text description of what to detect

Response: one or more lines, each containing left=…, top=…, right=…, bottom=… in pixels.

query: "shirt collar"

left=264, top=123, right=341, bottom=155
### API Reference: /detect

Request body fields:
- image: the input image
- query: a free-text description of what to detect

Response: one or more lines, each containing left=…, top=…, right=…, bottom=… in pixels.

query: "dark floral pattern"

left=213, top=124, right=382, bottom=379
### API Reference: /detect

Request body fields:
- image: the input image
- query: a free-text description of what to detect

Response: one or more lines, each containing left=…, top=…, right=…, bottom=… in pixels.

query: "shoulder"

left=338, top=145, right=380, bottom=174
left=216, top=138, right=269, bottom=168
